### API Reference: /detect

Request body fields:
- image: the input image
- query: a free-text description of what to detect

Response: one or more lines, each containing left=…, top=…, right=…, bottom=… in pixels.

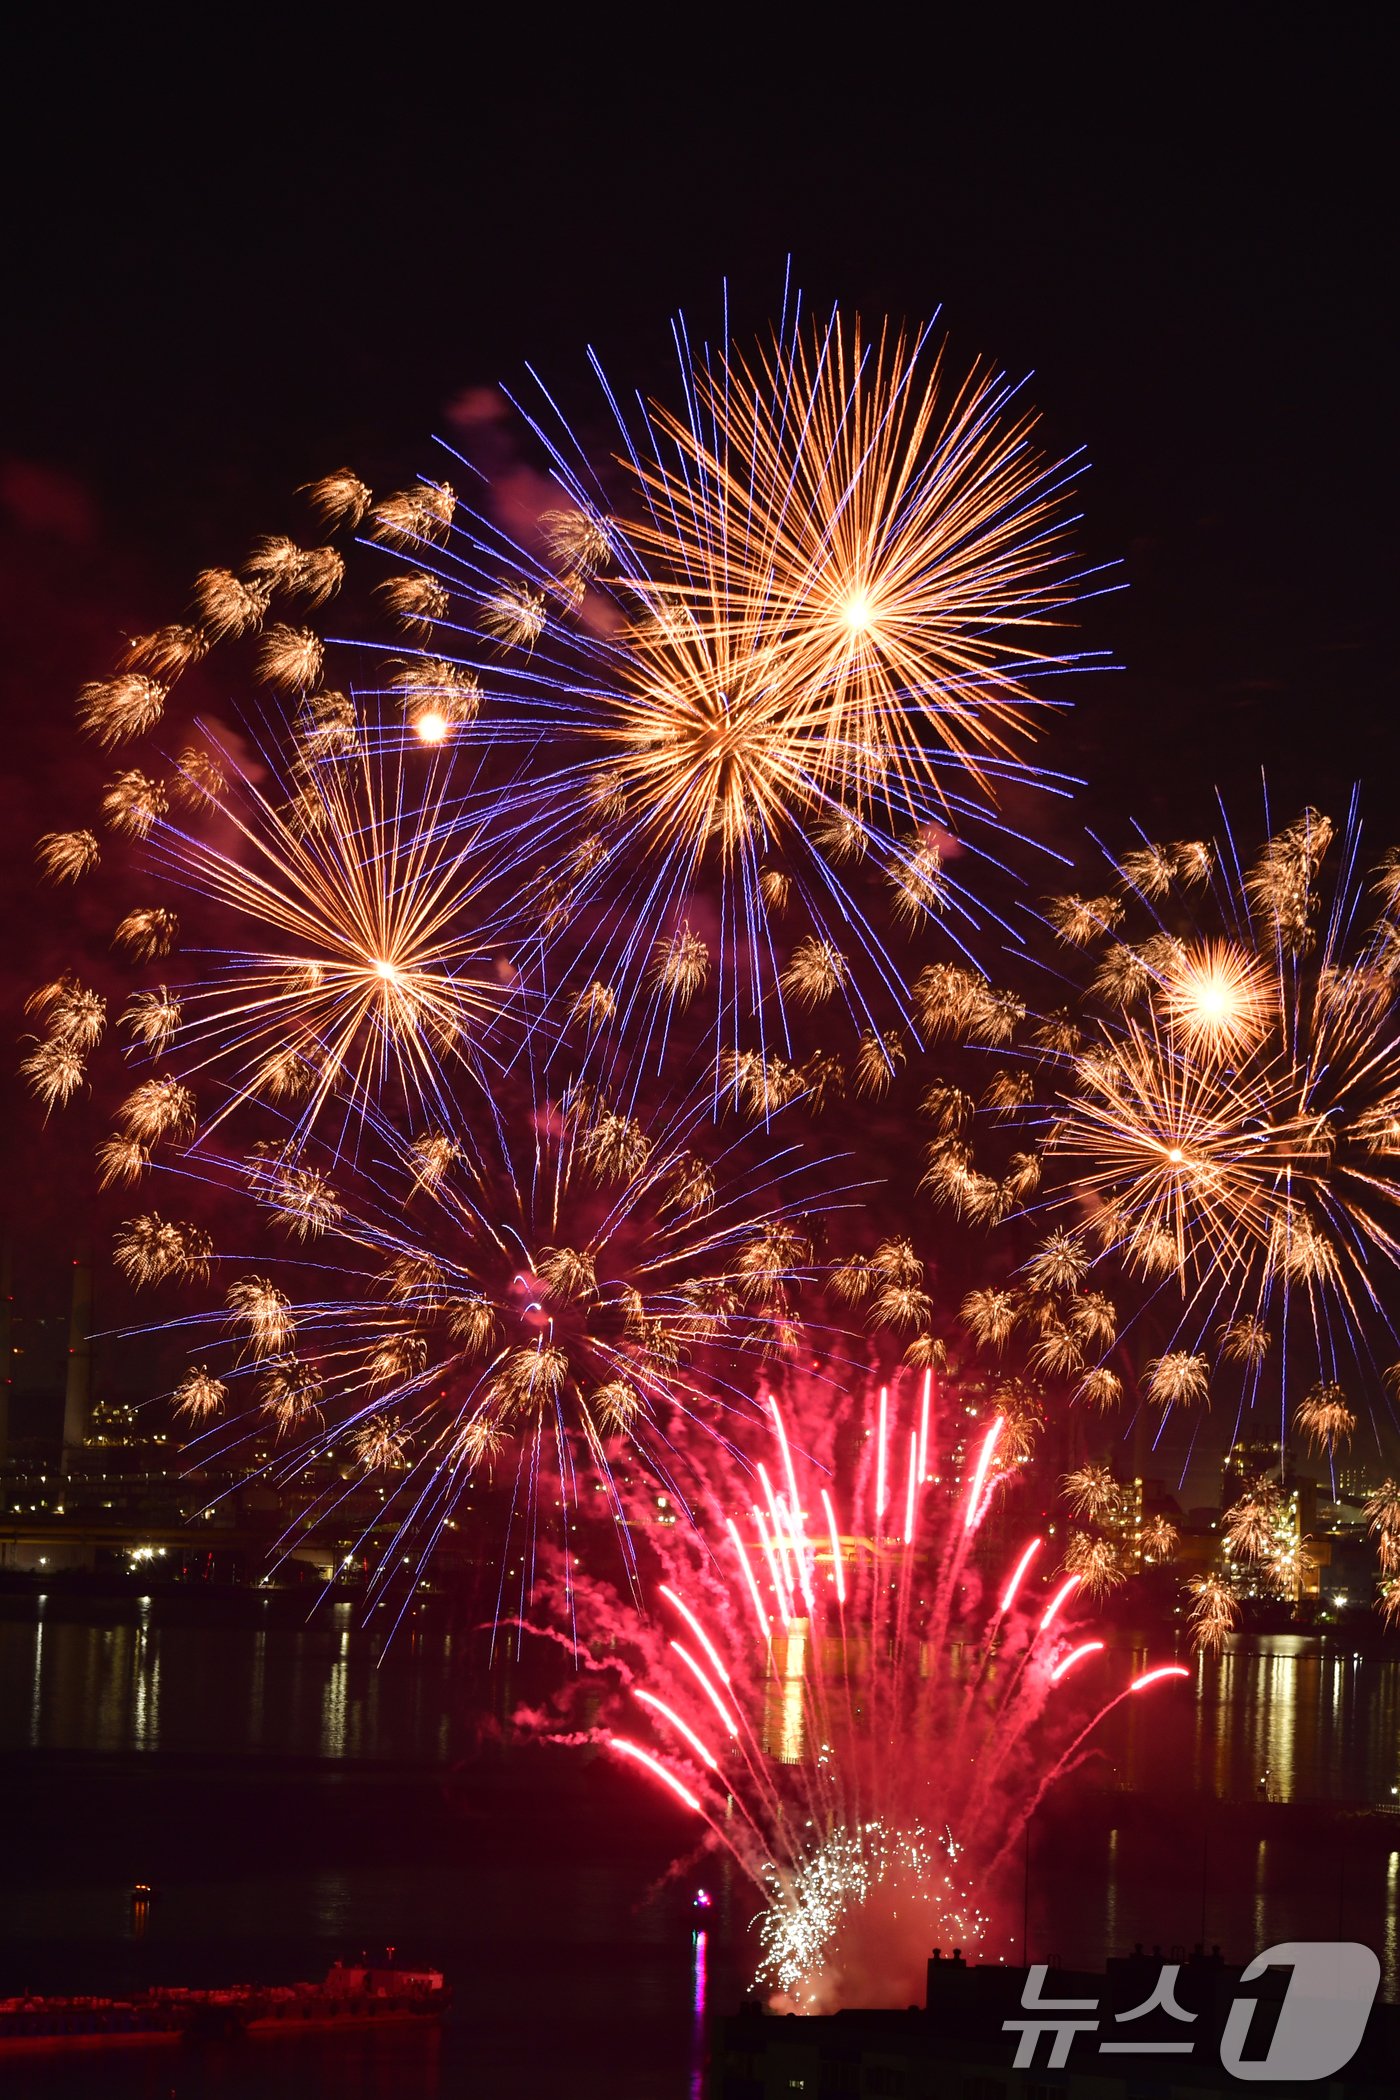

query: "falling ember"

left=757, top=1469, right=796, bottom=1606
left=669, top=1642, right=739, bottom=1737
left=770, top=1395, right=805, bottom=1546
left=633, top=1690, right=720, bottom=1772
left=660, top=1585, right=733, bottom=1688
left=917, top=1368, right=932, bottom=1481
left=728, top=1518, right=771, bottom=1637
left=753, top=1506, right=795, bottom=1623
left=820, top=1488, right=846, bottom=1606
left=1130, top=1664, right=1191, bottom=1693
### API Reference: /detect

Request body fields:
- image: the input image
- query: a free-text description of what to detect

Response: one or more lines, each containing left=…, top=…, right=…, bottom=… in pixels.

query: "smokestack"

left=61, top=1243, right=94, bottom=1461
left=0, top=1237, right=11, bottom=1465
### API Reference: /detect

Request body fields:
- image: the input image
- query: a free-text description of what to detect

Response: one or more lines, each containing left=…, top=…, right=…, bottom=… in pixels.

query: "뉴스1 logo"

left=1004, top=1942, right=1381, bottom=2081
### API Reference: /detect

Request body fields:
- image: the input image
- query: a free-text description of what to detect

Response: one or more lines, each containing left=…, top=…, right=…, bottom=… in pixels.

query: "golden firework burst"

left=617, top=313, right=1082, bottom=803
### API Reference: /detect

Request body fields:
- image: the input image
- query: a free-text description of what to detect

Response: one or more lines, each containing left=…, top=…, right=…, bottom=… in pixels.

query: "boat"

left=0, top=1957, right=448, bottom=2053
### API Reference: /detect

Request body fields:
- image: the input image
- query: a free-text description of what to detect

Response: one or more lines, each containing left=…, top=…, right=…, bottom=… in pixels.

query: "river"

left=2, top=1593, right=1397, bottom=2096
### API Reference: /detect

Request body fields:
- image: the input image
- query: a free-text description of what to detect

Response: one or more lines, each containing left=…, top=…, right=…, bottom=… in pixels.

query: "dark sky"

left=5, top=20, right=1392, bottom=811
left=2, top=21, right=1394, bottom=1481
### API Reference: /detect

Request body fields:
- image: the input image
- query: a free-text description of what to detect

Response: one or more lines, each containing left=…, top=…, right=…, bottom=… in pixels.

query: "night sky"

left=2, top=21, right=1394, bottom=1485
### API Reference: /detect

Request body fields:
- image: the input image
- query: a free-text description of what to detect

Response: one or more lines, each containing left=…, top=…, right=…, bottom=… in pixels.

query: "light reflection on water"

left=742, top=1628, right=1398, bottom=1802
left=1105, top=1635, right=1400, bottom=1803
left=5, top=1611, right=1400, bottom=1802
left=2, top=1604, right=467, bottom=1762
left=2, top=1602, right=1398, bottom=2093
left=321, top=1630, right=350, bottom=1758
left=689, top=1928, right=707, bottom=2100
left=28, top=1601, right=43, bottom=1747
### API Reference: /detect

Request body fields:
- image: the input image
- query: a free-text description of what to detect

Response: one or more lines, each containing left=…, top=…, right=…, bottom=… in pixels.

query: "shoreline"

left=3, top=1571, right=1397, bottom=1651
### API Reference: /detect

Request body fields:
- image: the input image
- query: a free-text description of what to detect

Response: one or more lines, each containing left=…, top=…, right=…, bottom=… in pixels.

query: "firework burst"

left=312, top=293, right=1101, bottom=1081
left=152, top=1080, right=830, bottom=1612
left=29, top=717, right=529, bottom=1165
left=1040, top=799, right=1400, bottom=1431
left=606, top=311, right=1095, bottom=801
left=527, top=1383, right=1186, bottom=2011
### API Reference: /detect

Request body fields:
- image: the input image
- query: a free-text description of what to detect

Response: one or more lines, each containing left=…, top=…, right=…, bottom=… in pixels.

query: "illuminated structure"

left=1217, top=1441, right=1325, bottom=1606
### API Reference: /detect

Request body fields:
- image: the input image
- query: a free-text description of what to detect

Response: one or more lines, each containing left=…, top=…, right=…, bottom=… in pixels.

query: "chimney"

left=0, top=1237, right=12, bottom=1466
left=61, top=1244, right=94, bottom=1461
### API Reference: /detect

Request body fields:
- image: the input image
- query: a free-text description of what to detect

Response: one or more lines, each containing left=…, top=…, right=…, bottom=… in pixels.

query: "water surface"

left=3, top=1596, right=1396, bottom=2096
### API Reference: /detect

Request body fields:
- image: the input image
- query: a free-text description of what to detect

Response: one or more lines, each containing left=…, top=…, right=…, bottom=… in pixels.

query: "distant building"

left=714, top=1945, right=1396, bottom=2097
left=1100, top=1473, right=1143, bottom=1569
left=1337, top=1459, right=1386, bottom=1503
left=1221, top=1437, right=1282, bottom=1505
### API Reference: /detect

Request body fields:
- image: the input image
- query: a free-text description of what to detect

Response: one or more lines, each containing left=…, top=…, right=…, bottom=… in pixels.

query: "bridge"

left=0, top=1512, right=369, bottom=1578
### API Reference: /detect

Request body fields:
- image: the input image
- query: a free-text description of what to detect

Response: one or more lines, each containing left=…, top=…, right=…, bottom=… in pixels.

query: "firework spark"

left=608, top=312, right=1090, bottom=800
left=526, top=1385, right=1186, bottom=2011
left=290, top=294, right=1098, bottom=1081
left=1044, top=803, right=1400, bottom=1432
left=141, top=1077, right=828, bottom=1602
